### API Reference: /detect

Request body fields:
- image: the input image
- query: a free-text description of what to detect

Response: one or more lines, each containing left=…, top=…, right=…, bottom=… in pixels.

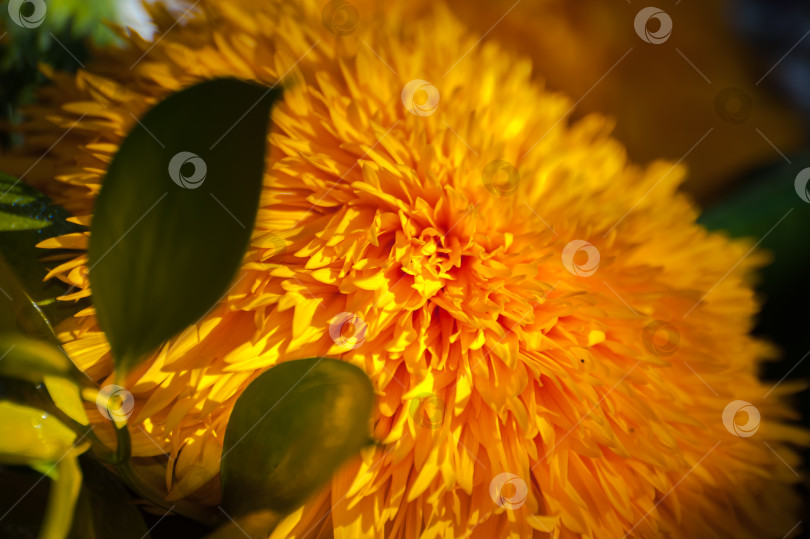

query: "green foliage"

left=0, top=335, right=76, bottom=385
left=0, top=76, right=377, bottom=539
left=699, top=152, right=810, bottom=386
left=87, top=78, right=281, bottom=378
left=1, top=0, right=122, bottom=150
left=1, top=0, right=120, bottom=66
left=0, top=174, right=87, bottom=329
left=222, top=358, right=374, bottom=518
left=698, top=152, right=810, bottom=291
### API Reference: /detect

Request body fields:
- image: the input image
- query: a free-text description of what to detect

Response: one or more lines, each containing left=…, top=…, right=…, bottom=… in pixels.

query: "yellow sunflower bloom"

left=400, top=0, right=806, bottom=202
left=8, top=0, right=808, bottom=537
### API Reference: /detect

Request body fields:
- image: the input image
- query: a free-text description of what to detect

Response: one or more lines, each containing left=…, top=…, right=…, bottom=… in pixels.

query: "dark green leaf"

left=222, top=358, right=374, bottom=519
left=698, top=152, right=810, bottom=294
left=0, top=254, right=90, bottom=395
left=699, top=152, right=810, bottom=383
left=0, top=253, right=58, bottom=343
left=0, top=174, right=85, bottom=329
left=88, top=78, right=281, bottom=377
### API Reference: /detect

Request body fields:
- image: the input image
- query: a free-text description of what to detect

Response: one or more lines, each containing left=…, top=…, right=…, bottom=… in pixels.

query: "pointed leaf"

left=43, top=375, right=89, bottom=426
left=0, top=195, right=83, bottom=335
left=0, top=335, right=92, bottom=429
left=0, top=173, right=52, bottom=231
left=87, top=78, right=281, bottom=376
left=0, top=335, right=75, bottom=383
left=0, top=253, right=59, bottom=343
left=0, top=401, right=86, bottom=465
left=221, top=358, right=374, bottom=518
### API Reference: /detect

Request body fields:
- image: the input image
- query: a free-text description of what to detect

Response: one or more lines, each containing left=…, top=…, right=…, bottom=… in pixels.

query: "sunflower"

left=8, top=0, right=807, bottom=536
left=408, top=0, right=806, bottom=202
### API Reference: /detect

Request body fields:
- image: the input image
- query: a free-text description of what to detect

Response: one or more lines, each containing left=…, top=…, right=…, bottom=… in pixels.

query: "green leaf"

left=698, top=153, right=810, bottom=291
left=0, top=335, right=91, bottom=429
left=221, top=358, right=374, bottom=520
left=42, top=375, right=89, bottom=426
left=0, top=254, right=56, bottom=343
left=88, top=78, right=281, bottom=377
left=698, top=153, right=810, bottom=379
left=0, top=176, right=85, bottom=330
left=0, top=401, right=85, bottom=466
left=69, top=457, right=150, bottom=539
left=0, top=401, right=87, bottom=539
left=0, top=229, right=93, bottom=425
left=0, top=176, right=41, bottom=230
left=0, top=335, right=76, bottom=385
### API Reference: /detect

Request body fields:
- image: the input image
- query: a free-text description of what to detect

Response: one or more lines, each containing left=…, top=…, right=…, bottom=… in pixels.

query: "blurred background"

left=1, top=0, right=809, bottom=534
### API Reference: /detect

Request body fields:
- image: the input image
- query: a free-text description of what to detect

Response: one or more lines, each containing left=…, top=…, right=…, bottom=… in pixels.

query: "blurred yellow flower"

left=9, top=0, right=807, bottom=536
left=397, top=0, right=806, bottom=202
